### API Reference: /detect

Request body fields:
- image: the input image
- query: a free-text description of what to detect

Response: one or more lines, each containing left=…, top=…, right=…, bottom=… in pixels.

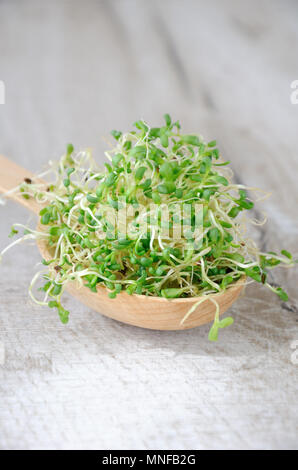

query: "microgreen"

left=0, top=115, right=296, bottom=341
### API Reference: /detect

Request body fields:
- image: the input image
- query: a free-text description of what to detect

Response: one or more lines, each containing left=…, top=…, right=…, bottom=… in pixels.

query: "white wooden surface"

left=0, top=0, right=298, bottom=450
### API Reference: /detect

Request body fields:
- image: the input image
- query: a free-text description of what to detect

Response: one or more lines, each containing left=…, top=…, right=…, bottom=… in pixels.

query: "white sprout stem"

left=0, top=234, right=36, bottom=257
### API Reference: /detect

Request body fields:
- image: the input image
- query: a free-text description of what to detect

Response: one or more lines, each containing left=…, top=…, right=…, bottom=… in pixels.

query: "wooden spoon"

left=0, top=154, right=245, bottom=330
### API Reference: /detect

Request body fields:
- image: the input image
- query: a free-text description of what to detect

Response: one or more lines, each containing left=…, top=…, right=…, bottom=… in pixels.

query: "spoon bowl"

left=36, top=229, right=245, bottom=330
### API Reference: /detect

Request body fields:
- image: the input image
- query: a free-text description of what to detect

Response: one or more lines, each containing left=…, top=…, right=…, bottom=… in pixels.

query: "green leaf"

left=8, top=227, right=18, bottom=238
left=86, top=194, right=99, bottom=204
left=175, top=188, right=183, bottom=198
left=239, top=189, right=246, bottom=200
left=237, top=199, right=254, bottom=210
left=219, top=220, right=233, bottom=228
left=164, top=113, right=172, bottom=126
left=221, top=276, right=234, bottom=289
left=159, top=162, right=179, bottom=181
left=107, top=196, right=118, bottom=210
left=112, top=153, right=123, bottom=166
left=58, top=306, right=69, bottom=324
left=208, top=323, right=219, bottom=341
left=105, top=173, right=116, bottom=187
left=281, top=249, right=292, bottom=260
left=202, top=189, right=213, bottom=201
left=228, top=207, right=241, bottom=218
left=129, top=145, right=147, bottom=160
left=111, top=130, right=122, bottom=141
left=140, top=178, right=152, bottom=190
left=225, top=233, right=233, bottom=244
left=41, top=212, right=51, bottom=225
left=135, top=166, right=147, bottom=181
left=275, top=287, right=288, bottom=302
left=149, top=128, right=160, bottom=138
left=140, top=257, right=153, bottom=267
left=160, top=133, right=169, bottom=148
left=212, top=149, right=219, bottom=159
left=51, top=283, right=62, bottom=296
left=161, top=288, right=185, bottom=298
left=134, top=120, right=148, bottom=132
left=200, top=156, right=212, bottom=174
left=116, top=238, right=133, bottom=247
left=218, top=316, right=234, bottom=328
left=156, top=265, right=167, bottom=276
left=157, top=182, right=176, bottom=194
left=214, top=161, right=230, bottom=166
left=225, top=253, right=244, bottom=263
left=260, top=255, right=280, bottom=267
left=208, top=227, right=221, bottom=243
left=66, top=168, right=75, bottom=177
left=49, top=226, right=61, bottom=236
left=181, top=135, right=200, bottom=146
left=42, top=258, right=54, bottom=266
left=212, top=175, right=229, bottom=186
left=245, top=266, right=262, bottom=283
left=152, top=191, right=161, bottom=204
left=123, top=140, right=132, bottom=151
left=189, top=174, right=202, bottom=182
left=66, top=143, right=74, bottom=155
left=148, top=145, right=166, bottom=165
left=96, top=182, right=105, bottom=198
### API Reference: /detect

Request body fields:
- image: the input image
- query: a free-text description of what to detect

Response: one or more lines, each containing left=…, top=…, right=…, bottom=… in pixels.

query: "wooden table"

left=0, top=0, right=297, bottom=450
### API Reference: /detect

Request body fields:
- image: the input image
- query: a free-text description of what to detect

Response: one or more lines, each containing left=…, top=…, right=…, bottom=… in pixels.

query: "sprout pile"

left=1, top=115, right=296, bottom=341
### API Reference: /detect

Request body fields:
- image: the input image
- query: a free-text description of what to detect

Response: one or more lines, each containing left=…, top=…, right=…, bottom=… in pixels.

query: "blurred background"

left=0, top=0, right=297, bottom=450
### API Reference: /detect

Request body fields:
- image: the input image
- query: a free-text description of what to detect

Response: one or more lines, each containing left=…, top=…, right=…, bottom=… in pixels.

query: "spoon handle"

left=0, top=154, right=43, bottom=215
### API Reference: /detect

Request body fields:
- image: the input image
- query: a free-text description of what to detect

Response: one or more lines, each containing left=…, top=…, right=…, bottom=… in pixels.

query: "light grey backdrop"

left=0, top=0, right=298, bottom=450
